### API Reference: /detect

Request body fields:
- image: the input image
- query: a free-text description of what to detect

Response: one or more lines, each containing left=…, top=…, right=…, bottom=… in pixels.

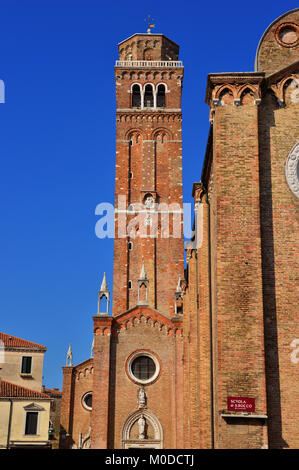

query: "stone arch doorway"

left=121, top=410, right=163, bottom=448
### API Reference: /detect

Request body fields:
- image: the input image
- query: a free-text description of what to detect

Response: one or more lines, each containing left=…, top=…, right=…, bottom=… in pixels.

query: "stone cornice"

left=264, top=60, right=299, bottom=105
left=115, top=65, right=184, bottom=71
left=73, top=357, right=93, bottom=372
left=93, top=306, right=183, bottom=338
left=116, top=109, right=181, bottom=114
left=266, top=60, right=299, bottom=85
left=205, top=64, right=299, bottom=110
left=205, top=72, right=265, bottom=105
left=4, top=347, right=46, bottom=353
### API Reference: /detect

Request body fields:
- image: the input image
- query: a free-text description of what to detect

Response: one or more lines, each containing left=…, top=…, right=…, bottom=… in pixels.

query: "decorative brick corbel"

left=212, top=98, right=222, bottom=107
left=192, top=181, right=205, bottom=202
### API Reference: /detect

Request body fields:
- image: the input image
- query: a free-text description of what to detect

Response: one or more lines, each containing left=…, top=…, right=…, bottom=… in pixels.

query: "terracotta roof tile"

left=0, top=380, right=50, bottom=398
left=0, top=332, right=46, bottom=350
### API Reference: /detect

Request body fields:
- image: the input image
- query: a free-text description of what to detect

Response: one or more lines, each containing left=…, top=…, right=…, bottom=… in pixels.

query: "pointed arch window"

left=157, top=84, right=166, bottom=107
left=144, top=84, right=154, bottom=108
left=132, top=84, right=141, bottom=108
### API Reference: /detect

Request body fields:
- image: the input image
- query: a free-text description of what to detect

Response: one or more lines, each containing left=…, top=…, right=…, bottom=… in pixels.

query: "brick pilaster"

left=90, top=315, right=113, bottom=448
left=60, top=366, right=74, bottom=448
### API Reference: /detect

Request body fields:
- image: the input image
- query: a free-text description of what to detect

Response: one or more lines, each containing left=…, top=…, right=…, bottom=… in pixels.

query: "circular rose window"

left=276, top=23, right=299, bottom=48
left=285, top=142, right=299, bottom=199
left=127, top=351, right=160, bottom=385
left=82, top=392, right=92, bottom=411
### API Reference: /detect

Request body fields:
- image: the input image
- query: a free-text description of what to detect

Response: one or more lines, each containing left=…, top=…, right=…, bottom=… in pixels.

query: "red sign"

left=227, top=397, right=255, bottom=412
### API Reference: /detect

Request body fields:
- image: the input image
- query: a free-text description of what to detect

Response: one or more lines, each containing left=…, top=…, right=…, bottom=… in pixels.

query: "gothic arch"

left=239, top=87, right=256, bottom=105
left=218, top=86, right=235, bottom=104
left=282, top=76, right=299, bottom=104
left=151, top=127, right=172, bottom=141
left=237, top=84, right=259, bottom=99
left=270, top=74, right=299, bottom=104
left=121, top=409, right=163, bottom=448
left=125, top=128, right=144, bottom=142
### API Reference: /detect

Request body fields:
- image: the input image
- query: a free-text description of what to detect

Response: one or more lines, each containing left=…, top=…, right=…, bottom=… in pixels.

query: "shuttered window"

left=25, top=412, right=38, bottom=435
left=21, top=356, right=32, bottom=374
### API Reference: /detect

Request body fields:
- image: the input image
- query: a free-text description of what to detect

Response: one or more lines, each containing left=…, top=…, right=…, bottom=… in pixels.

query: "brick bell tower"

left=61, top=30, right=186, bottom=450
left=88, top=30, right=185, bottom=450
left=112, top=32, right=185, bottom=316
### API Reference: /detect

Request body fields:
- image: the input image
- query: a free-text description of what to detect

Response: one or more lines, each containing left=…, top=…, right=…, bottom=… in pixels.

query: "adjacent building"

left=0, top=332, right=52, bottom=449
left=0, top=380, right=51, bottom=449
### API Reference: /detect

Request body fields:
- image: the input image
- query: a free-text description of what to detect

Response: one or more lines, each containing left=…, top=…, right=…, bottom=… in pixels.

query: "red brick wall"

left=90, top=308, right=183, bottom=449
left=183, top=10, right=299, bottom=449
left=258, top=81, right=299, bottom=448
left=111, top=318, right=183, bottom=448
left=70, top=363, right=93, bottom=448
left=60, top=360, right=93, bottom=449
left=60, top=366, right=74, bottom=448
left=91, top=316, right=113, bottom=448
left=184, top=78, right=269, bottom=448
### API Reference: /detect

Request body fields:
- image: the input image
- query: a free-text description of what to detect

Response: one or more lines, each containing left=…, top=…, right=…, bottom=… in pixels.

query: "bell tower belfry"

left=113, top=32, right=185, bottom=316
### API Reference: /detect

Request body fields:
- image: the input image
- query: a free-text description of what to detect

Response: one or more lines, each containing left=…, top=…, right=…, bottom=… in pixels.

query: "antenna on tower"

left=145, top=14, right=155, bottom=34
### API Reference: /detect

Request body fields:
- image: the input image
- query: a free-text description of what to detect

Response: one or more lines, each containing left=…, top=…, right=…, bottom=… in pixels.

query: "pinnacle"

left=139, top=261, right=147, bottom=280
left=100, top=272, right=109, bottom=292
left=176, top=275, right=182, bottom=292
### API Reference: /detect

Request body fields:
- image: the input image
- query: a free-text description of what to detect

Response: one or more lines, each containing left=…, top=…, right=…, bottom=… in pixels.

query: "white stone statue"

left=66, top=344, right=73, bottom=367
left=138, top=415, right=146, bottom=440
left=138, top=388, right=146, bottom=409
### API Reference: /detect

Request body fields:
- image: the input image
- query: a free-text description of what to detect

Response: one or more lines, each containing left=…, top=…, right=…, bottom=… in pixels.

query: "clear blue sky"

left=0, top=0, right=297, bottom=389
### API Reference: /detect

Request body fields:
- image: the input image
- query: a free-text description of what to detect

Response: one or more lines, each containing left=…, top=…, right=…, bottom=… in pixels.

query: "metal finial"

left=145, top=14, right=155, bottom=34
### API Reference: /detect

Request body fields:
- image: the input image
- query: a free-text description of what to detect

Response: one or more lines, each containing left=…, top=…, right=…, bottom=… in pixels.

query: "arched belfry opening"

left=144, top=84, right=154, bottom=108
left=157, top=84, right=166, bottom=107
left=132, top=84, right=141, bottom=107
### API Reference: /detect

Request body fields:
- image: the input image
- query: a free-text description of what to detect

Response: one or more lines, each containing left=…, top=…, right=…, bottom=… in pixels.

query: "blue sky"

left=0, top=0, right=297, bottom=389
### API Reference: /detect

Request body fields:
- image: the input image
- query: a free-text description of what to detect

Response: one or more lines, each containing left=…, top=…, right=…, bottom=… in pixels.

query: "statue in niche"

left=144, top=195, right=154, bottom=209
left=138, top=415, right=146, bottom=440
left=138, top=387, right=146, bottom=409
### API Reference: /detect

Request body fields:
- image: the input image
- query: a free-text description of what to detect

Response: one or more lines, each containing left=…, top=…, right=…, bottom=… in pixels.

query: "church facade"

left=60, top=9, right=299, bottom=449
